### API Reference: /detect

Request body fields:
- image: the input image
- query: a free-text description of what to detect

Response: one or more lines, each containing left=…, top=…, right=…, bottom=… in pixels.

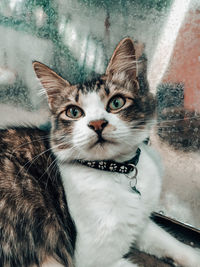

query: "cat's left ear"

left=106, top=37, right=144, bottom=82
left=33, top=61, right=70, bottom=110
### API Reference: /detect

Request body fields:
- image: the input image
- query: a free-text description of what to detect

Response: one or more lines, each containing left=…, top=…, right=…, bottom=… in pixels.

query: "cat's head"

left=33, top=38, right=155, bottom=162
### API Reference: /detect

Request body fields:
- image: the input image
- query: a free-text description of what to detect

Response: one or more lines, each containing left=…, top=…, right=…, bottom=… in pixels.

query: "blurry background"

left=0, top=0, right=200, bottom=229
left=0, top=0, right=172, bottom=108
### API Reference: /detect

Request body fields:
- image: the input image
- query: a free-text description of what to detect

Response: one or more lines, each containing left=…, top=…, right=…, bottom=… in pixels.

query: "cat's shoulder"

left=0, top=126, right=51, bottom=165
left=0, top=126, right=50, bottom=151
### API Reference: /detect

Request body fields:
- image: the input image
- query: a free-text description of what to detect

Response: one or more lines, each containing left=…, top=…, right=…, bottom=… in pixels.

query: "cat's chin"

left=54, top=135, right=145, bottom=163
left=79, top=144, right=139, bottom=162
left=57, top=143, right=138, bottom=163
left=88, top=138, right=116, bottom=150
left=54, top=144, right=114, bottom=162
left=87, top=145, right=119, bottom=160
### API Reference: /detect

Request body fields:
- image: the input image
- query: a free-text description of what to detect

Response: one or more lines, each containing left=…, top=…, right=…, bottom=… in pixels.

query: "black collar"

left=76, top=148, right=141, bottom=174
left=73, top=147, right=143, bottom=195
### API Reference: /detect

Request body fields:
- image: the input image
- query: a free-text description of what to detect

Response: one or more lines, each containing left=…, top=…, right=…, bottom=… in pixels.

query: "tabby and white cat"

left=0, top=38, right=199, bottom=267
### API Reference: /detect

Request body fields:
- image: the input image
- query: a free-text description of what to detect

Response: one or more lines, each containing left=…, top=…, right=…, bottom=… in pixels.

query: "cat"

left=0, top=127, right=76, bottom=267
left=0, top=37, right=199, bottom=267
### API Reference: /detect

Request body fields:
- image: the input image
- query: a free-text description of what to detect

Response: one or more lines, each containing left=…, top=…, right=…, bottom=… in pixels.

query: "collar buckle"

left=125, top=164, right=138, bottom=179
left=125, top=164, right=141, bottom=195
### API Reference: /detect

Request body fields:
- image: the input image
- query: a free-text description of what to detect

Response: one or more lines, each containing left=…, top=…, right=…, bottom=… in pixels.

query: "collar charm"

left=76, top=148, right=142, bottom=195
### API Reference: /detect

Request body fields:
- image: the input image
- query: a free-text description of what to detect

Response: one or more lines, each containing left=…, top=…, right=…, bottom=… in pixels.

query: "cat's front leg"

left=137, top=220, right=200, bottom=267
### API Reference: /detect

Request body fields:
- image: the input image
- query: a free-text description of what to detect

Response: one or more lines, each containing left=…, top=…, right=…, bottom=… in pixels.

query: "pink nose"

left=88, top=119, right=108, bottom=132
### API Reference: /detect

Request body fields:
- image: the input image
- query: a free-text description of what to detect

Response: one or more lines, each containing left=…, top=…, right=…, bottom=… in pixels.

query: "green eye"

left=109, top=96, right=125, bottom=111
left=66, top=106, right=83, bottom=119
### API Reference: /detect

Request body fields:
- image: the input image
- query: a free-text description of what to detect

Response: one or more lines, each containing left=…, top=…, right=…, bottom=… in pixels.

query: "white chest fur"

left=60, top=144, right=162, bottom=267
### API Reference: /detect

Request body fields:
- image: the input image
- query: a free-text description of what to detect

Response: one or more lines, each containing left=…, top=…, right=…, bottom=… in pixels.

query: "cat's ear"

left=106, top=38, right=138, bottom=81
left=33, top=61, right=70, bottom=110
left=106, top=38, right=146, bottom=85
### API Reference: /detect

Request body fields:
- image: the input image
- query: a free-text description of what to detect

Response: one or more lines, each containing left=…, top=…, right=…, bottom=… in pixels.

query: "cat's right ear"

left=33, top=61, right=70, bottom=110
left=105, top=38, right=137, bottom=81
left=105, top=38, right=146, bottom=85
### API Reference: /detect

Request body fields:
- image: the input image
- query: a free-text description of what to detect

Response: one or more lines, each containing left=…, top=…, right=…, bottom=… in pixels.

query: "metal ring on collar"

left=125, top=164, right=138, bottom=179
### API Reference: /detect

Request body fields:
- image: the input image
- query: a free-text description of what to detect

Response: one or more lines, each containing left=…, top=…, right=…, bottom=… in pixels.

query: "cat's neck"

left=113, top=146, right=139, bottom=163
left=57, top=145, right=140, bottom=166
left=53, top=134, right=142, bottom=165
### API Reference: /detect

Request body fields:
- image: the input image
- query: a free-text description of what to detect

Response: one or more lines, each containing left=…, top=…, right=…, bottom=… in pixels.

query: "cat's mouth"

left=89, top=135, right=116, bottom=149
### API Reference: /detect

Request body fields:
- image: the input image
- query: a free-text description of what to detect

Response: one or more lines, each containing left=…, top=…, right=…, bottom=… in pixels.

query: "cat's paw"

left=174, top=247, right=200, bottom=267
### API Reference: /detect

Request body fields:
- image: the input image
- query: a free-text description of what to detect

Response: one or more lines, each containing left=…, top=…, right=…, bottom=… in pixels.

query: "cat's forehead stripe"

left=76, top=77, right=105, bottom=94
left=75, top=91, right=79, bottom=102
left=104, top=86, right=110, bottom=96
